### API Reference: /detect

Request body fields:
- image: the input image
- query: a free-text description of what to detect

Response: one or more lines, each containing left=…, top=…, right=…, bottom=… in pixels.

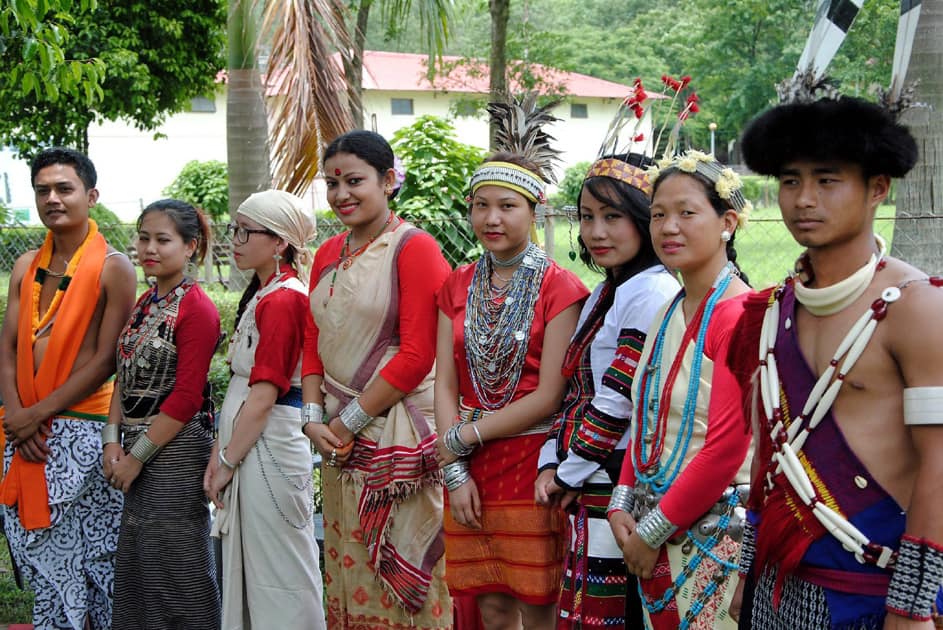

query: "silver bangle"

left=444, top=422, right=475, bottom=457
left=218, top=447, right=238, bottom=470
left=301, top=403, right=325, bottom=428
left=101, top=424, right=121, bottom=445
left=607, top=484, right=635, bottom=516
left=470, top=423, right=484, bottom=447
left=635, top=505, right=678, bottom=548
left=128, top=432, right=161, bottom=464
left=339, top=399, right=373, bottom=434
left=442, top=460, right=472, bottom=491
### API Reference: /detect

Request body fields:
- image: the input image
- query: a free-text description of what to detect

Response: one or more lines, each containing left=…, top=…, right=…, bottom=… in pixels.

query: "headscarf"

left=236, top=190, right=317, bottom=284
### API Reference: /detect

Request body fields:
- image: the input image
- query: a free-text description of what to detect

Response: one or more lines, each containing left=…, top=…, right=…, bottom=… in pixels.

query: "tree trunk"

left=488, top=0, right=510, bottom=150
left=892, top=0, right=943, bottom=274
left=345, top=0, right=372, bottom=130
left=226, top=0, right=269, bottom=289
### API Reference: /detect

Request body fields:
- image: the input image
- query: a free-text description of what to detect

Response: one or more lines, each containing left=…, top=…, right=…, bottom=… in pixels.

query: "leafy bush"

left=740, top=175, right=777, bottom=208
left=550, top=161, right=591, bottom=210
left=0, top=201, right=9, bottom=226
left=391, top=116, right=486, bottom=267
left=90, top=202, right=134, bottom=252
left=163, top=160, right=229, bottom=222
left=0, top=226, right=46, bottom=268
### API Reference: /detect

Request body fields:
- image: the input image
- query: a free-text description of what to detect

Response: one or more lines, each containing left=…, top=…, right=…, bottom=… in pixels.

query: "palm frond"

left=264, top=0, right=356, bottom=195
left=487, top=93, right=562, bottom=183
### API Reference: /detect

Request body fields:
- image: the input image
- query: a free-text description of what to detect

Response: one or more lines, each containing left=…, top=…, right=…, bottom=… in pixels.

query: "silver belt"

left=633, top=483, right=749, bottom=545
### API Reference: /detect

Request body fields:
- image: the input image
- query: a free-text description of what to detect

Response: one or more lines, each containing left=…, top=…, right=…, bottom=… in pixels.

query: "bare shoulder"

left=101, top=249, right=136, bottom=286
left=7, top=249, right=38, bottom=290
left=882, top=257, right=943, bottom=385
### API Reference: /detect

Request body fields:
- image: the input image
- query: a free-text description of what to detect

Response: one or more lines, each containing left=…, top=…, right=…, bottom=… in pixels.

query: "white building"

left=1, top=51, right=636, bottom=223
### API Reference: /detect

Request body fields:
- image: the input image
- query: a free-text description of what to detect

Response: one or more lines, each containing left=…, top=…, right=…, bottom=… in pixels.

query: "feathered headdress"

left=468, top=93, right=562, bottom=205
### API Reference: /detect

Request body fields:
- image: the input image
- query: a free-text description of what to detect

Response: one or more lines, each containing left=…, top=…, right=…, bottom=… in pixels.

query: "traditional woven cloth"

left=213, top=272, right=325, bottom=630
left=585, top=158, right=652, bottom=197
left=309, top=221, right=451, bottom=629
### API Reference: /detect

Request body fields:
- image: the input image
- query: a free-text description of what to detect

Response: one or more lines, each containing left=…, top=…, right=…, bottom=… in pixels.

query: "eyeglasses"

left=227, top=223, right=275, bottom=245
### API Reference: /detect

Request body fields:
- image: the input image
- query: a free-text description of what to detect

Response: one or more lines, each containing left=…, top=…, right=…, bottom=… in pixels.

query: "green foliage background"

left=163, top=160, right=230, bottom=222
left=550, top=161, right=591, bottom=209
left=391, top=115, right=486, bottom=267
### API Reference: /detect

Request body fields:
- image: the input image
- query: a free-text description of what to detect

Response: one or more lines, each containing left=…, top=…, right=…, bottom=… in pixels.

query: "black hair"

left=577, top=153, right=661, bottom=285
left=233, top=243, right=298, bottom=331
left=741, top=97, right=918, bottom=179
left=323, top=130, right=396, bottom=199
left=31, top=147, right=97, bottom=190
left=137, top=198, right=210, bottom=264
left=651, top=168, right=750, bottom=286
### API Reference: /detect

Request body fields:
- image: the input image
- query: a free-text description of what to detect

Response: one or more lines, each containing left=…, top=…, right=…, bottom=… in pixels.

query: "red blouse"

left=248, top=266, right=308, bottom=397
left=617, top=294, right=751, bottom=529
left=161, top=284, right=220, bottom=423
left=438, top=260, right=588, bottom=408
left=302, top=229, right=451, bottom=393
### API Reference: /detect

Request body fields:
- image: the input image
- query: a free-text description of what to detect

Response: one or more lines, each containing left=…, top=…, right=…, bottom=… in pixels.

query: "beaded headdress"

left=468, top=93, right=562, bottom=205
left=584, top=74, right=702, bottom=198
left=646, top=149, right=753, bottom=222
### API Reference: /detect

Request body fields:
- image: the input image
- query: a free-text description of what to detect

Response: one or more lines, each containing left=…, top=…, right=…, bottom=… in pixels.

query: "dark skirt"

left=112, top=420, right=221, bottom=630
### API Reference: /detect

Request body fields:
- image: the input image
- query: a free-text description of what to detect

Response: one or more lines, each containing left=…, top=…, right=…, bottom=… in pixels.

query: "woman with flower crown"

left=606, top=150, right=753, bottom=629
left=435, top=142, right=589, bottom=627
left=535, top=149, right=679, bottom=629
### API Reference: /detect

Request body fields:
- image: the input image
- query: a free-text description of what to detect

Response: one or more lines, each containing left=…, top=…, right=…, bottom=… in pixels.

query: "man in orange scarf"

left=0, top=148, right=136, bottom=630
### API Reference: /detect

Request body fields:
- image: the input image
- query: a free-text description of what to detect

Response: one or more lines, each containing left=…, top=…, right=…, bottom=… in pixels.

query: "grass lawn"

left=0, top=530, right=33, bottom=624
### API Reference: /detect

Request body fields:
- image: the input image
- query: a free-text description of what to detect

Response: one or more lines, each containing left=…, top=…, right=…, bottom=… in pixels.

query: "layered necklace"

left=325, top=211, right=399, bottom=305
left=118, top=279, right=193, bottom=419
left=755, top=240, right=902, bottom=566
left=633, top=262, right=737, bottom=492
left=464, top=243, right=548, bottom=410
left=31, top=226, right=96, bottom=343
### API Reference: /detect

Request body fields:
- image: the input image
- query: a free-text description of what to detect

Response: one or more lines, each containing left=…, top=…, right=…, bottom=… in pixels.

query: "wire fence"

left=0, top=210, right=937, bottom=290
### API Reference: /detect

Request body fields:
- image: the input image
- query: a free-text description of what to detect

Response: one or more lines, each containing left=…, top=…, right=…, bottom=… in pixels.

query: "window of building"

left=189, top=96, right=217, bottom=113
left=570, top=103, right=588, bottom=119
left=391, top=98, right=414, bottom=115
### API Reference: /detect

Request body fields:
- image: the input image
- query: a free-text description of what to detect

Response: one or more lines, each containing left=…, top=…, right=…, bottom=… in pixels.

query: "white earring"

left=721, top=230, right=732, bottom=243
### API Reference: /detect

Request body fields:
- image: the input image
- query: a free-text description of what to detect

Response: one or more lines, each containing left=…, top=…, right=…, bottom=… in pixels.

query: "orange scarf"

left=0, top=220, right=111, bottom=530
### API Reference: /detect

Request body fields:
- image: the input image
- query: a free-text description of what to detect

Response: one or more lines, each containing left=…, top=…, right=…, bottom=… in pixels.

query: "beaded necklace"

left=31, top=225, right=96, bottom=343
left=633, top=262, right=736, bottom=493
left=464, top=242, right=548, bottom=410
left=325, top=212, right=398, bottom=304
left=118, top=279, right=193, bottom=419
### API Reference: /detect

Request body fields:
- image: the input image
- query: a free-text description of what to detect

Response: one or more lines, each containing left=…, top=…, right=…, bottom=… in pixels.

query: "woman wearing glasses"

left=204, top=190, right=325, bottom=629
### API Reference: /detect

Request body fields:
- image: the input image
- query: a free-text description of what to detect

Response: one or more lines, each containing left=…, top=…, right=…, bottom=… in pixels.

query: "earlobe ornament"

left=721, top=230, right=732, bottom=243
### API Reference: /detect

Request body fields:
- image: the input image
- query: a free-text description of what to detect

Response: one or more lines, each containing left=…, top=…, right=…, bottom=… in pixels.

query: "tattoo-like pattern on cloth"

left=3, top=418, right=123, bottom=630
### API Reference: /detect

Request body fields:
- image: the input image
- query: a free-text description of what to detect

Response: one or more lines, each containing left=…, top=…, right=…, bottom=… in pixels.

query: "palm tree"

left=892, top=0, right=943, bottom=274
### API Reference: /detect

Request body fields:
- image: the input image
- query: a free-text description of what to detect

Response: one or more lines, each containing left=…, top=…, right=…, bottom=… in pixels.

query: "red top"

left=249, top=266, right=308, bottom=397
left=161, top=284, right=220, bottom=423
left=617, top=294, right=751, bottom=529
left=302, top=229, right=451, bottom=393
left=438, top=260, right=588, bottom=408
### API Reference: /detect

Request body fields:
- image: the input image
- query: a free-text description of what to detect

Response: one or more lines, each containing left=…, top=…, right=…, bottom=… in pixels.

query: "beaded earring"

left=568, top=216, right=578, bottom=261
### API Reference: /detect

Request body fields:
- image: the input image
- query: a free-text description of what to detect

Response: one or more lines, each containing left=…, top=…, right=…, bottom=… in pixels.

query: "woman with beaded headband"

left=535, top=152, right=679, bottom=628
left=301, top=130, right=453, bottom=629
left=606, top=150, right=753, bottom=629
left=203, top=190, right=325, bottom=629
left=435, top=150, right=588, bottom=628
left=103, top=199, right=221, bottom=629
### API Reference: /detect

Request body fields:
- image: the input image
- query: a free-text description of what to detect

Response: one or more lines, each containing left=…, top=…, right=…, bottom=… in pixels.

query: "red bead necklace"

left=325, top=211, right=399, bottom=303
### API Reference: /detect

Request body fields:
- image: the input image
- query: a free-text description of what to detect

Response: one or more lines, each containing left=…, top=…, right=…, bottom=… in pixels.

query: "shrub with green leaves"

left=163, top=160, right=229, bottom=222
left=550, top=161, right=591, bottom=210
left=391, top=116, right=486, bottom=267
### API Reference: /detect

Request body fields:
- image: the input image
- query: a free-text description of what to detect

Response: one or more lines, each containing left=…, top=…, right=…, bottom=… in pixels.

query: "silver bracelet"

left=101, top=424, right=121, bottom=445
left=301, top=403, right=324, bottom=429
left=444, top=422, right=475, bottom=457
left=128, top=432, right=161, bottom=464
left=218, top=447, right=238, bottom=470
left=635, top=505, right=678, bottom=548
left=607, top=484, right=635, bottom=516
left=470, top=422, right=484, bottom=447
left=442, top=460, right=472, bottom=491
left=339, top=399, right=373, bottom=434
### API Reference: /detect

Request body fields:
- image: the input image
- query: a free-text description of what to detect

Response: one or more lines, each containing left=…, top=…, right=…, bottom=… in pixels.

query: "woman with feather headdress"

left=434, top=95, right=589, bottom=628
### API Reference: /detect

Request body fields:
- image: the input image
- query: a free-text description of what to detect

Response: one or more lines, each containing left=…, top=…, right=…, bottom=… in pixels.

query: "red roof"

left=360, top=51, right=632, bottom=98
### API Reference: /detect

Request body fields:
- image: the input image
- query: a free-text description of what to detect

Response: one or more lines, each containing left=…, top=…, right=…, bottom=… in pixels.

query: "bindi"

left=334, top=168, right=342, bottom=176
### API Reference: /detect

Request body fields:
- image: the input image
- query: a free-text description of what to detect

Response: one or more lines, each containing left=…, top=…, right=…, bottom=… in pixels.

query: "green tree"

left=164, top=160, right=229, bottom=222
left=1, top=0, right=105, bottom=119
left=0, top=0, right=226, bottom=159
left=391, top=115, right=485, bottom=265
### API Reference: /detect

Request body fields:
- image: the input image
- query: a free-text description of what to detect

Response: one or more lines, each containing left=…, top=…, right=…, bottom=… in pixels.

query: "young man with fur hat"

left=730, top=96, right=943, bottom=629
